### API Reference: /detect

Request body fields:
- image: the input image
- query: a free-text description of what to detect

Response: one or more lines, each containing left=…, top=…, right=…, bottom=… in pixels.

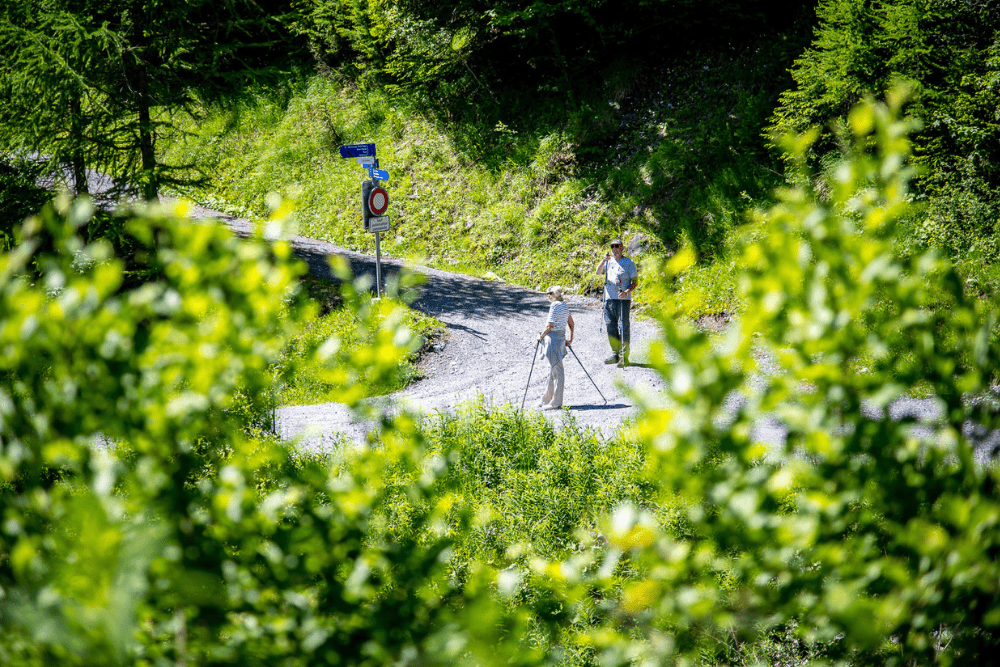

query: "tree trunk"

left=130, top=3, right=158, bottom=203
left=138, top=97, right=158, bottom=202
left=69, top=96, right=89, bottom=196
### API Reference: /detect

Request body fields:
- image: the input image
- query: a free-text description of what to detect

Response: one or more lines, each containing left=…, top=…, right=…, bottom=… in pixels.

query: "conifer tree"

left=0, top=0, right=302, bottom=201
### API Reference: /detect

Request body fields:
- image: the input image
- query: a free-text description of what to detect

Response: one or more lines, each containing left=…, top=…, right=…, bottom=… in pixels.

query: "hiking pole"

left=619, top=294, right=625, bottom=365
left=520, top=339, right=541, bottom=411
left=601, top=254, right=609, bottom=335
left=567, top=345, right=607, bottom=405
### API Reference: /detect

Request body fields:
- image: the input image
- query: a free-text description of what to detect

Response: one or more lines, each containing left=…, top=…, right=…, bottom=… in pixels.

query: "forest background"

left=3, top=0, right=999, bottom=312
left=3, top=1, right=1000, bottom=666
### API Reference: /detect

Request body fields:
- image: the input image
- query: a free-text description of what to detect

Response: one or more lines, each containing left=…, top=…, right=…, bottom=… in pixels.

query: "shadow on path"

left=214, top=211, right=544, bottom=320
left=275, top=230, right=544, bottom=321
left=562, top=403, right=631, bottom=411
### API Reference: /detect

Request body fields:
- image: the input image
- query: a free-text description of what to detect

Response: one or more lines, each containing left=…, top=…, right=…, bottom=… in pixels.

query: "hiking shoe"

left=604, top=354, right=619, bottom=364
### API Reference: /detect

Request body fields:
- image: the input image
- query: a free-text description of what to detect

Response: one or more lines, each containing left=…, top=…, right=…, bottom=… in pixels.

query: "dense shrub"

left=293, top=0, right=806, bottom=106
left=277, top=274, right=443, bottom=405
left=0, top=156, right=49, bottom=252
left=0, top=196, right=458, bottom=665
left=518, top=91, right=1000, bottom=666
left=769, top=0, right=1000, bottom=271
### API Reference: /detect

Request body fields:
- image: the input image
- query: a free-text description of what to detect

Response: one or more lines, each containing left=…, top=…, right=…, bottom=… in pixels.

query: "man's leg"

left=604, top=299, right=621, bottom=363
left=618, top=299, right=632, bottom=366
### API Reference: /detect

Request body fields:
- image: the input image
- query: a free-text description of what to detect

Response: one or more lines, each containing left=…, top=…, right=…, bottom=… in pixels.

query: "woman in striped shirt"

left=536, top=286, right=575, bottom=410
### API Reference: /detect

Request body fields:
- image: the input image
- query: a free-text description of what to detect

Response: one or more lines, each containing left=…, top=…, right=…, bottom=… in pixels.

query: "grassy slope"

left=159, top=31, right=808, bottom=318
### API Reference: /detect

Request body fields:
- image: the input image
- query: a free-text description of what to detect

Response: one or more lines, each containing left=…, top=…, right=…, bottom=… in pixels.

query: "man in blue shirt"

left=596, top=239, right=638, bottom=367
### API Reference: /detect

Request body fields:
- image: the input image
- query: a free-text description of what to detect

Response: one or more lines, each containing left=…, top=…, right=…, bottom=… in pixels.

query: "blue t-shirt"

left=603, top=256, right=638, bottom=300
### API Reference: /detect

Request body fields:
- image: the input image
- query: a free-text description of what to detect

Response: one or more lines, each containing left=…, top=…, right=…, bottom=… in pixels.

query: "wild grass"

left=320, top=400, right=830, bottom=667
left=158, top=32, right=801, bottom=319
left=276, top=275, right=444, bottom=405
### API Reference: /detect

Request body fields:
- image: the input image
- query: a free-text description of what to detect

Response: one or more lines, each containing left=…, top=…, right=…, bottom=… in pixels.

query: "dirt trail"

left=183, top=206, right=1000, bottom=463
left=193, top=208, right=666, bottom=449
left=69, top=168, right=997, bottom=458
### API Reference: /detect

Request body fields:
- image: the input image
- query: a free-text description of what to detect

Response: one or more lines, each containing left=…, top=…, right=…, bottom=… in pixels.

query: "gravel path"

left=188, top=205, right=999, bottom=463
left=190, top=207, right=666, bottom=449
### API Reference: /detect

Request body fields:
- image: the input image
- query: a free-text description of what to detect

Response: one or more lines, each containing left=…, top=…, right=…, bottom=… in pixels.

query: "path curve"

left=190, top=206, right=999, bottom=463
left=190, top=207, right=666, bottom=449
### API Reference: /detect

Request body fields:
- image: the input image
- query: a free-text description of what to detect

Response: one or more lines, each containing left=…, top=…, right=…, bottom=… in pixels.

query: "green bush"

left=292, top=0, right=806, bottom=107
left=353, top=401, right=661, bottom=667
left=506, top=91, right=1000, bottom=666
left=0, top=196, right=460, bottom=665
left=769, top=0, right=1000, bottom=273
left=277, top=274, right=444, bottom=405
left=0, top=157, right=49, bottom=252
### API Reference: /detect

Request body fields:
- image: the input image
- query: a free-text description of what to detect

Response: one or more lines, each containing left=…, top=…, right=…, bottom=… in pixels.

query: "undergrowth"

left=157, top=30, right=804, bottom=319
left=276, top=275, right=444, bottom=405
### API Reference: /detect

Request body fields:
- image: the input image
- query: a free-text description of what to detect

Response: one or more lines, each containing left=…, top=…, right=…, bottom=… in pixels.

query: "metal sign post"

left=374, top=230, right=382, bottom=299
left=340, top=142, right=392, bottom=299
left=366, top=179, right=389, bottom=298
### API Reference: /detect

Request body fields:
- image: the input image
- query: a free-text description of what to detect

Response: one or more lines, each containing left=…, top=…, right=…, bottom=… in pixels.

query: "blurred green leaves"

left=0, top=195, right=450, bottom=665
left=5, top=90, right=1000, bottom=667
left=595, top=90, right=1000, bottom=665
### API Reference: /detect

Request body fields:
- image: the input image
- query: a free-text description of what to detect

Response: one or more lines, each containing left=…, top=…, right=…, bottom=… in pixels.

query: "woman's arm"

left=566, top=314, right=575, bottom=345
left=538, top=322, right=553, bottom=341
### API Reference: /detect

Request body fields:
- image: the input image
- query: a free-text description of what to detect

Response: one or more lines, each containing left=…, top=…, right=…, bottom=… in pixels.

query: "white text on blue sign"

left=339, top=143, right=377, bottom=159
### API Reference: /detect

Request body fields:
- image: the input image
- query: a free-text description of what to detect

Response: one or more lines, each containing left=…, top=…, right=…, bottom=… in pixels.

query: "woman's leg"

left=548, top=361, right=565, bottom=407
left=543, top=362, right=557, bottom=405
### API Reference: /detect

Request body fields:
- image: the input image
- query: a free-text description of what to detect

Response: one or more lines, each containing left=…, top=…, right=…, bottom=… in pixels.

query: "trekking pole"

left=619, top=295, right=625, bottom=364
left=601, top=256, right=608, bottom=335
left=520, top=339, right=541, bottom=411
left=567, top=345, right=607, bottom=405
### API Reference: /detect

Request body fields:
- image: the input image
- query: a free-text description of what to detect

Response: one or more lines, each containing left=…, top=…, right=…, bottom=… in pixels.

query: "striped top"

left=547, top=300, right=570, bottom=332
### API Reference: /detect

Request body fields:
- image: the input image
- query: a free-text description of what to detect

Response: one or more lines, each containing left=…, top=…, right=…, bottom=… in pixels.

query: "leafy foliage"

left=535, top=91, right=1000, bottom=666
left=0, top=0, right=306, bottom=200
left=0, top=156, right=49, bottom=252
left=0, top=195, right=456, bottom=665
left=277, top=274, right=444, bottom=405
left=294, top=0, right=806, bottom=108
left=769, top=0, right=1000, bottom=272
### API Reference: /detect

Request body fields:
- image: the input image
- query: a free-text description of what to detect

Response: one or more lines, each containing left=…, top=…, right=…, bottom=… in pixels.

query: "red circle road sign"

left=368, top=186, right=389, bottom=215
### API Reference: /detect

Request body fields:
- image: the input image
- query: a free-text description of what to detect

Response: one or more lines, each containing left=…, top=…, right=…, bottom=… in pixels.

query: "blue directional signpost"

left=340, top=143, right=390, bottom=297
left=338, top=142, right=377, bottom=159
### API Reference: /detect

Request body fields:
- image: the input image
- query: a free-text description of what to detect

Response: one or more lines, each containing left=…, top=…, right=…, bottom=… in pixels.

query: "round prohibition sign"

left=368, top=186, right=389, bottom=216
